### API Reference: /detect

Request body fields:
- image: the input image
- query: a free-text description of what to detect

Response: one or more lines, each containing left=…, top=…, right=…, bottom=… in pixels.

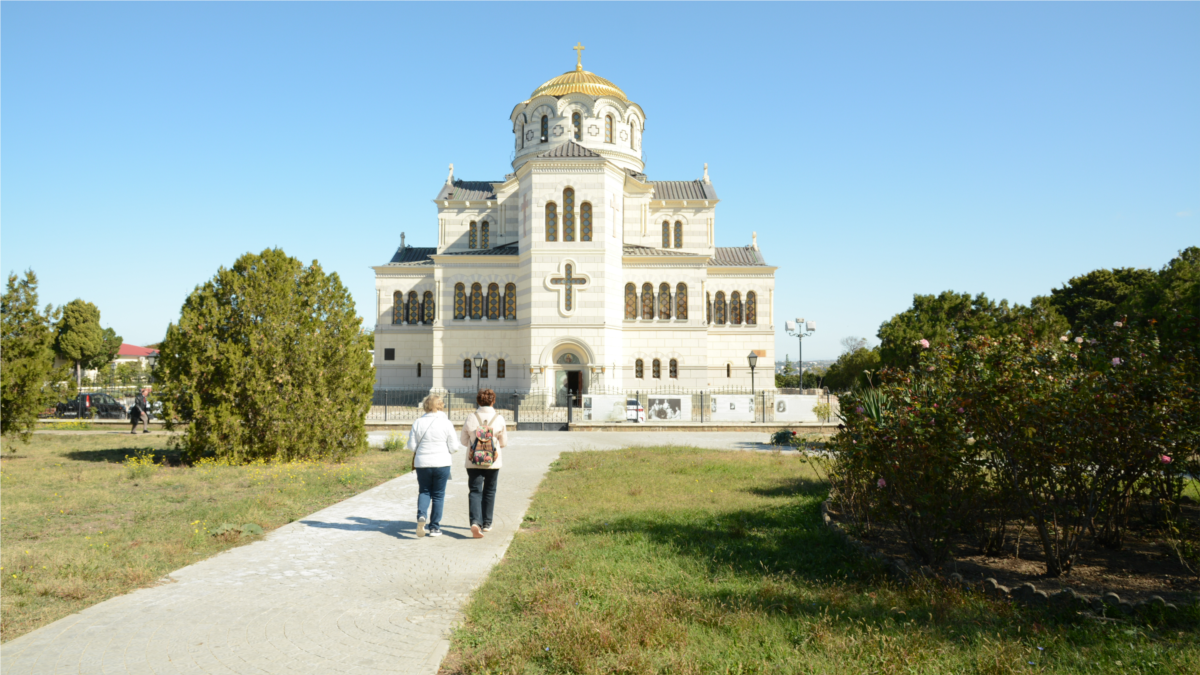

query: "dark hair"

left=477, top=388, right=496, bottom=407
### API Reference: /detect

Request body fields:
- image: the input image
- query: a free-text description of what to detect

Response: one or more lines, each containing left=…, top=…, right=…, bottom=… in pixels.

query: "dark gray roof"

left=537, top=140, right=601, bottom=159
left=387, top=247, right=436, bottom=265
left=623, top=245, right=698, bottom=257
left=650, top=180, right=718, bottom=200
left=623, top=168, right=648, bottom=182
left=437, top=180, right=499, bottom=201
left=709, top=246, right=768, bottom=267
left=438, top=243, right=519, bottom=257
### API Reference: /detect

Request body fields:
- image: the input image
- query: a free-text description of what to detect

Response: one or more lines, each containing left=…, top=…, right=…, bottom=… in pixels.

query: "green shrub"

left=770, top=429, right=796, bottom=446
left=124, top=449, right=160, bottom=480
left=382, top=432, right=407, bottom=452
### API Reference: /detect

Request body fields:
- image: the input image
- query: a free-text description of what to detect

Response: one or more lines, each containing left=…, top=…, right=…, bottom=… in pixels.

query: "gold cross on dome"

left=573, top=42, right=585, bottom=69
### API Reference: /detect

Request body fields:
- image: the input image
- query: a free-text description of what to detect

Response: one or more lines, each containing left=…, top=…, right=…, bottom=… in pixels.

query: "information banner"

left=773, top=395, right=820, bottom=422
left=709, top=395, right=755, bottom=421
left=646, top=396, right=692, bottom=422
left=582, top=395, right=627, bottom=422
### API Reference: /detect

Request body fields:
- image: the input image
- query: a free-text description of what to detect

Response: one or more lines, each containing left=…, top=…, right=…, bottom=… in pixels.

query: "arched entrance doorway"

left=554, top=350, right=587, bottom=407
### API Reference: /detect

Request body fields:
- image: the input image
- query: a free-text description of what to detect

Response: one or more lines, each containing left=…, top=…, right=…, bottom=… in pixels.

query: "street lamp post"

left=785, top=318, right=815, bottom=389
left=747, top=351, right=758, bottom=423
left=473, top=353, right=483, bottom=392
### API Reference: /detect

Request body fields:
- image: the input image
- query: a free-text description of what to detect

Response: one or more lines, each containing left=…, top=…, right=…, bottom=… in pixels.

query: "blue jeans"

left=416, top=466, right=451, bottom=530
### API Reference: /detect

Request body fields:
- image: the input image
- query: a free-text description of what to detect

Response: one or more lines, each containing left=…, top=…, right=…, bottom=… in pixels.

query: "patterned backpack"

left=470, top=412, right=499, bottom=467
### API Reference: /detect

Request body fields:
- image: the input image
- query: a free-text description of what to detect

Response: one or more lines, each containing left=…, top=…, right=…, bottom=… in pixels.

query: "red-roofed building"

left=115, top=343, right=159, bottom=368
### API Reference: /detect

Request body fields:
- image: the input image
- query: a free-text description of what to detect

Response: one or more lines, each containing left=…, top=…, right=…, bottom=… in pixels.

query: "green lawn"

left=441, top=447, right=1198, bottom=675
left=0, top=432, right=412, bottom=642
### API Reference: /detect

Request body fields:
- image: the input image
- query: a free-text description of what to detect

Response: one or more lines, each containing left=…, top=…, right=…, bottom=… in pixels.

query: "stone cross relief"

left=547, top=263, right=589, bottom=312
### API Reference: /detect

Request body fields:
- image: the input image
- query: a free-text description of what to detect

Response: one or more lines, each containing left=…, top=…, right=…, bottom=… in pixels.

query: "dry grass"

left=0, top=432, right=412, bottom=642
left=441, top=447, right=1199, bottom=674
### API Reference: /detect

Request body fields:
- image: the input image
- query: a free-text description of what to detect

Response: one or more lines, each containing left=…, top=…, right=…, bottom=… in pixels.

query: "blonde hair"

left=421, top=394, right=444, bottom=413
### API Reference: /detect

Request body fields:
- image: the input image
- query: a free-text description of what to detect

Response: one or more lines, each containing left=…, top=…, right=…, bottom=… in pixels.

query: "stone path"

left=2, top=431, right=773, bottom=674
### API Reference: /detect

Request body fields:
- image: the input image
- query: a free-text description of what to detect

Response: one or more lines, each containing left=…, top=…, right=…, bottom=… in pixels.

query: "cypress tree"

left=155, top=248, right=374, bottom=462
left=2, top=271, right=69, bottom=443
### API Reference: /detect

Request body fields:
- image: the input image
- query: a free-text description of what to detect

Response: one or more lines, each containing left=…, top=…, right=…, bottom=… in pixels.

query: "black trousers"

left=467, top=468, right=499, bottom=527
left=130, top=410, right=149, bottom=433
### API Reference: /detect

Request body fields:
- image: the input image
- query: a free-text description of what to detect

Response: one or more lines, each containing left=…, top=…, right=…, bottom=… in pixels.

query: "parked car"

left=626, top=399, right=645, bottom=423
left=56, top=393, right=127, bottom=419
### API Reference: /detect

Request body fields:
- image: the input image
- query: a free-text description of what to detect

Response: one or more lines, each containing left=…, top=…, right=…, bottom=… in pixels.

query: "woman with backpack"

left=459, top=388, right=508, bottom=539
left=408, top=394, right=459, bottom=537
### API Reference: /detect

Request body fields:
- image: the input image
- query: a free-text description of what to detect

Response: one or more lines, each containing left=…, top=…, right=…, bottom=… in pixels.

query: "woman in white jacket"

left=408, top=394, right=459, bottom=537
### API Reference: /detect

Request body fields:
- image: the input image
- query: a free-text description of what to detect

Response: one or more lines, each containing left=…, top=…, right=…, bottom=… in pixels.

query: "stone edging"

left=820, top=500, right=1192, bottom=620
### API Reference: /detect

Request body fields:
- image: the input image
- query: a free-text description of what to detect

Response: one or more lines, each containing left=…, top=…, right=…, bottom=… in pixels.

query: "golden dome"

left=529, top=65, right=628, bottom=103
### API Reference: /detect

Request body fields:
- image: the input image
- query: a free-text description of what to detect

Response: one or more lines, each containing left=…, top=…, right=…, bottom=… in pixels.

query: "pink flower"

left=1114, top=321, right=1123, bottom=328
left=1161, top=455, right=1172, bottom=464
left=957, top=407, right=964, bottom=413
left=1112, top=357, right=1122, bottom=366
left=1089, top=339, right=1098, bottom=345
left=1060, top=335, right=1068, bottom=342
left=877, top=478, right=887, bottom=488
left=1074, top=337, right=1084, bottom=344
left=919, top=339, right=930, bottom=349
left=933, top=403, right=938, bottom=408
left=927, top=365, right=935, bottom=371
left=856, top=406, right=864, bottom=414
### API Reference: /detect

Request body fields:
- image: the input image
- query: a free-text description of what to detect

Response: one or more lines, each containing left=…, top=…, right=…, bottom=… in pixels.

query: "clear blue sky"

left=3, top=2, right=1196, bottom=361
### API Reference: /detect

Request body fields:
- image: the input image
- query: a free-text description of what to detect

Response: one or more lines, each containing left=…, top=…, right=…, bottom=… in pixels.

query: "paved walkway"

left=2, top=432, right=773, bottom=674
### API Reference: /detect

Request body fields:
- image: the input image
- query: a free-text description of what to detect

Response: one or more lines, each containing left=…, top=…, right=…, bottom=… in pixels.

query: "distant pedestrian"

left=460, top=388, right=508, bottom=539
left=408, top=394, right=459, bottom=537
left=130, top=387, right=152, bottom=434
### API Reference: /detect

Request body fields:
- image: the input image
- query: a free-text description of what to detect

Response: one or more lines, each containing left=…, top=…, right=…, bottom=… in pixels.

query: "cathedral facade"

left=373, top=48, right=777, bottom=399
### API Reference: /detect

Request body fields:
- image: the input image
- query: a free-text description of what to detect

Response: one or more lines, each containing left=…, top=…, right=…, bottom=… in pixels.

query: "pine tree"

left=155, top=248, right=374, bottom=462
left=2, top=271, right=68, bottom=443
left=54, top=299, right=105, bottom=386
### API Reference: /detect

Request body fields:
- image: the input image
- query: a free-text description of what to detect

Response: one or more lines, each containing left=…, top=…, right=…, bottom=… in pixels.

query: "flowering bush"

left=830, top=317, right=1199, bottom=576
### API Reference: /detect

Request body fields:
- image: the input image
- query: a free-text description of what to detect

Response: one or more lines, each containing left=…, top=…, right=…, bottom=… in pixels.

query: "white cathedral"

left=373, top=46, right=777, bottom=401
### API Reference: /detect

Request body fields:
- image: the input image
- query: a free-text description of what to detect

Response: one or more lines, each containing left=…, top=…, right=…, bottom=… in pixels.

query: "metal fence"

left=369, top=386, right=839, bottom=427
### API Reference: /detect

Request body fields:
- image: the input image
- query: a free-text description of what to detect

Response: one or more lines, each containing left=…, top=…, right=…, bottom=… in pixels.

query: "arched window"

left=408, top=292, right=419, bottom=324
left=454, top=283, right=466, bottom=319
left=563, top=188, right=575, bottom=242
left=635, top=359, right=644, bottom=378
left=580, top=202, right=592, bottom=241
left=545, top=202, right=558, bottom=241
left=481, top=221, right=489, bottom=249
left=392, top=291, right=403, bottom=324
left=641, top=283, right=654, bottom=320
left=674, top=221, right=683, bottom=248
left=715, top=291, right=726, bottom=325
left=480, top=359, right=489, bottom=379
left=727, top=364, right=732, bottom=378
left=676, top=283, right=688, bottom=320
left=658, top=283, right=671, bottom=320
left=731, top=291, right=743, bottom=325
left=417, top=363, right=422, bottom=378
left=469, top=221, right=477, bottom=249
left=422, top=291, right=434, bottom=324
left=652, top=359, right=661, bottom=379
left=497, top=359, right=506, bottom=379
left=662, top=221, right=670, bottom=248
left=572, top=112, right=581, bottom=141
left=605, top=115, right=613, bottom=143
left=504, top=283, right=516, bottom=320
left=463, top=359, right=471, bottom=378
left=669, top=359, right=678, bottom=378
left=746, top=291, right=757, bottom=325
left=631, top=120, right=638, bottom=149
left=540, top=115, right=548, bottom=143
left=519, top=122, right=524, bottom=150
left=624, top=283, right=637, bottom=319
left=470, top=283, right=483, bottom=320
left=706, top=292, right=712, bottom=324
left=486, top=283, right=500, bottom=320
